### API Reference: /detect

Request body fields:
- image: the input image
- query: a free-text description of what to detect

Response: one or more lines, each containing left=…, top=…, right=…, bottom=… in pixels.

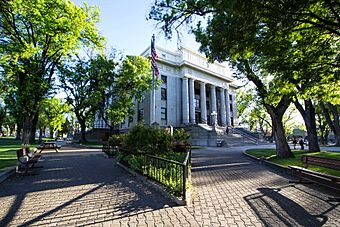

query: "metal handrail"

left=116, top=146, right=191, bottom=201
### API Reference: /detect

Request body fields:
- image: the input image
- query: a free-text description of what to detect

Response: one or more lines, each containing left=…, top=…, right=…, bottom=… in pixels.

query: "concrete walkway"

left=0, top=145, right=339, bottom=226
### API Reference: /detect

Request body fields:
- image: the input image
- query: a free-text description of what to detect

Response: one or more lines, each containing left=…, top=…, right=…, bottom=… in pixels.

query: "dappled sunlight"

left=32, top=178, right=72, bottom=184
left=192, top=162, right=251, bottom=170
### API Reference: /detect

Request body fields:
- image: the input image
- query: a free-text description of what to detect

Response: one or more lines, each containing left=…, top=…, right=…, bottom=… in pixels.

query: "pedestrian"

left=292, top=137, right=297, bottom=149
left=299, top=138, right=304, bottom=150
left=226, top=126, right=229, bottom=135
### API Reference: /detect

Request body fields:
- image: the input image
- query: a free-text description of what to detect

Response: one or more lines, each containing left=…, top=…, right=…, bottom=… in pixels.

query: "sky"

left=72, top=0, right=201, bottom=55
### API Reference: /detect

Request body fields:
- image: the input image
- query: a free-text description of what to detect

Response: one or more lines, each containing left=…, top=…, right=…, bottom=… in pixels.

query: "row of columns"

left=182, top=77, right=233, bottom=126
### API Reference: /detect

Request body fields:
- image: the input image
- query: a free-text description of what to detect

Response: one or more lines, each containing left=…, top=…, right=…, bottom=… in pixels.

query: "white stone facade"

left=114, top=46, right=238, bottom=130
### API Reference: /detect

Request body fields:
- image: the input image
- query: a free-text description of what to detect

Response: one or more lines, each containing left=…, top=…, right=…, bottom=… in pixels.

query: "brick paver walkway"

left=0, top=145, right=339, bottom=226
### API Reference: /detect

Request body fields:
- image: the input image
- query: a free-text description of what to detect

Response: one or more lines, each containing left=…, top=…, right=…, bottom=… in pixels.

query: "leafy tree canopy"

left=0, top=0, right=104, bottom=143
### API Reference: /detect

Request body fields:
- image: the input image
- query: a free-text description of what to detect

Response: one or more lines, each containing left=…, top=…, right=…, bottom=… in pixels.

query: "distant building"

left=94, top=46, right=238, bottom=134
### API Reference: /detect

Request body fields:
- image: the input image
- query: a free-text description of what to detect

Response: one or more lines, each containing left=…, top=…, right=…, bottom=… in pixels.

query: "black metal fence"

left=143, top=149, right=191, bottom=200
left=116, top=147, right=191, bottom=200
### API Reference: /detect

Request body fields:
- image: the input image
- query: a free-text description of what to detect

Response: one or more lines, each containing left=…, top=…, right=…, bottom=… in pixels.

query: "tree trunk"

left=267, top=105, right=294, bottom=158
left=79, top=120, right=87, bottom=144
left=29, top=112, right=38, bottom=144
left=16, top=121, right=22, bottom=140
left=38, top=128, right=43, bottom=144
left=22, top=116, right=33, bottom=144
left=49, top=126, right=54, bottom=139
left=320, top=101, right=340, bottom=146
left=324, top=130, right=329, bottom=145
left=241, top=60, right=292, bottom=157
left=294, top=99, right=320, bottom=152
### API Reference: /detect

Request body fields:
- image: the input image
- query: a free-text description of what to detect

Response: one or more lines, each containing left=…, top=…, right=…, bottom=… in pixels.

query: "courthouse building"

left=94, top=46, right=238, bottom=133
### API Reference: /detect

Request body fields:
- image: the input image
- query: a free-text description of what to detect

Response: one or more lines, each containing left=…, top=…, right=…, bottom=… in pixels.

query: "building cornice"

left=140, top=45, right=235, bottom=83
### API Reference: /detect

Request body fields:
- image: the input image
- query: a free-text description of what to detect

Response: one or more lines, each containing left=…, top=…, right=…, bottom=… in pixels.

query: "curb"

left=0, top=166, right=16, bottom=184
left=117, top=161, right=187, bottom=206
left=242, top=151, right=290, bottom=175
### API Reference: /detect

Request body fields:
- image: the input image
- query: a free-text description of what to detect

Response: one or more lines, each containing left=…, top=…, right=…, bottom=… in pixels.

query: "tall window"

left=161, top=107, right=167, bottom=120
left=161, top=88, right=167, bottom=100
left=161, top=75, right=167, bottom=84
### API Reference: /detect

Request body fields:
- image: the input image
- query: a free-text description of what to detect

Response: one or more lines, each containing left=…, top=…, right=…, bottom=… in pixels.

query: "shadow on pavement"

left=244, top=186, right=336, bottom=226
left=0, top=152, right=176, bottom=226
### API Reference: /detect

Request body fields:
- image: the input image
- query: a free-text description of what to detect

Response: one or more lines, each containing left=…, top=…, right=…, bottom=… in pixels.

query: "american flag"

left=151, top=35, right=159, bottom=78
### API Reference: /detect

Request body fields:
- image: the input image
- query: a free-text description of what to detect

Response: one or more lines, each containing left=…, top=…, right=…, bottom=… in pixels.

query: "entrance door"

left=195, top=112, right=201, bottom=124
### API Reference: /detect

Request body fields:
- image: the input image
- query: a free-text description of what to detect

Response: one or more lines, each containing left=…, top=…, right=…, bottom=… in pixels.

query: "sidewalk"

left=0, top=145, right=339, bottom=226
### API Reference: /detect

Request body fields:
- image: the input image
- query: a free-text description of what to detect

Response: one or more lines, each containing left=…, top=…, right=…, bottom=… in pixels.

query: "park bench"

left=289, top=155, right=340, bottom=199
left=16, top=148, right=42, bottom=174
left=37, top=141, right=61, bottom=153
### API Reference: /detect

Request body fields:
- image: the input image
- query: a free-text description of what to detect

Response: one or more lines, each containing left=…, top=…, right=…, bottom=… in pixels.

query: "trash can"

left=216, top=139, right=224, bottom=147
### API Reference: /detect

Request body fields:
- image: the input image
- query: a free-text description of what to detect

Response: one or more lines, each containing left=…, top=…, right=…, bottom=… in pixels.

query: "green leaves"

left=105, top=55, right=153, bottom=126
left=39, top=97, right=71, bottom=132
left=58, top=53, right=153, bottom=131
left=0, top=0, right=104, bottom=143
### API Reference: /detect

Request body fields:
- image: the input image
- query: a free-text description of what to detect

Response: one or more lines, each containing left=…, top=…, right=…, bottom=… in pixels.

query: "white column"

left=200, top=82, right=207, bottom=124
left=225, top=88, right=231, bottom=126
left=210, top=85, right=217, bottom=113
left=220, top=87, right=226, bottom=126
left=182, top=77, right=189, bottom=124
left=189, top=78, right=196, bottom=124
left=232, top=93, right=237, bottom=125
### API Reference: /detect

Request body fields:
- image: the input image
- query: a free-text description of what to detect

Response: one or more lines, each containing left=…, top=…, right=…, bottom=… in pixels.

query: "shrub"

left=173, top=128, right=191, bottom=145
left=108, top=134, right=126, bottom=147
left=123, top=124, right=173, bottom=154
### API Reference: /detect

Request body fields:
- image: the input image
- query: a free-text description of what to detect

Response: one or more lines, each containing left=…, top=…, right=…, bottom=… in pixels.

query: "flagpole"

left=150, top=34, right=159, bottom=125
left=151, top=65, right=155, bottom=125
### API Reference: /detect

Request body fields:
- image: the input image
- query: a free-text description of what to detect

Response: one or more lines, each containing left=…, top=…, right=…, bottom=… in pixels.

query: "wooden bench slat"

left=302, top=155, right=340, bottom=170
left=289, top=166, right=340, bottom=182
left=289, top=155, right=340, bottom=189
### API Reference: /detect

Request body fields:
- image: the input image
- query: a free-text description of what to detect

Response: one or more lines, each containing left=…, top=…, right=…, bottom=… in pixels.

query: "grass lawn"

left=245, top=149, right=340, bottom=176
left=0, top=138, right=21, bottom=171
left=0, top=138, right=38, bottom=172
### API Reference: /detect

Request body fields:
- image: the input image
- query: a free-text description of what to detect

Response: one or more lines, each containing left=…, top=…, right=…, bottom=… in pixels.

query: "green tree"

left=59, top=54, right=153, bottom=143
left=102, top=55, right=154, bottom=129
left=0, top=106, right=5, bottom=136
left=149, top=0, right=339, bottom=156
left=0, top=0, right=103, bottom=144
left=149, top=0, right=295, bottom=157
left=58, top=53, right=117, bottom=143
left=4, top=112, right=16, bottom=136
left=315, top=103, right=330, bottom=145
left=320, top=101, right=340, bottom=146
left=38, top=98, right=71, bottom=139
left=2, top=91, right=23, bottom=139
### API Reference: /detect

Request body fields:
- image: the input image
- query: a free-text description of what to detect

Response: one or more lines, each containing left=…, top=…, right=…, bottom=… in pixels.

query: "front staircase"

left=187, top=124, right=263, bottom=147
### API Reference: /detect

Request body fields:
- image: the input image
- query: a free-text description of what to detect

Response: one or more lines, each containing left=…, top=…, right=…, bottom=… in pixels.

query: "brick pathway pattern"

left=0, top=146, right=339, bottom=226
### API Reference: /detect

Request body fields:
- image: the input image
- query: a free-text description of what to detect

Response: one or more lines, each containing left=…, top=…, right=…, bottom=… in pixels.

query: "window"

left=161, top=75, right=167, bottom=84
left=206, top=101, right=210, bottom=109
left=195, top=98, right=200, bottom=108
left=230, top=104, right=233, bottom=112
left=161, top=107, right=167, bottom=120
left=161, top=88, right=167, bottom=100
left=138, top=109, right=144, bottom=122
